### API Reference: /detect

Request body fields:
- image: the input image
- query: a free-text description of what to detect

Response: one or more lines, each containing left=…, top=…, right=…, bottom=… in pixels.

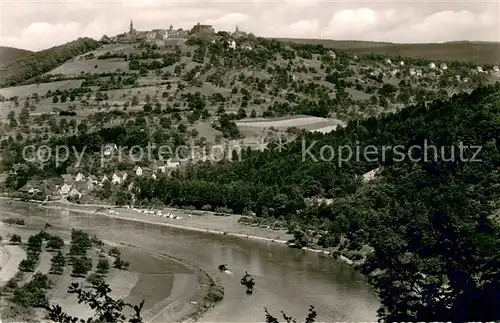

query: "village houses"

left=133, top=165, right=143, bottom=176
left=75, top=172, right=85, bottom=182
left=59, top=183, right=72, bottom=196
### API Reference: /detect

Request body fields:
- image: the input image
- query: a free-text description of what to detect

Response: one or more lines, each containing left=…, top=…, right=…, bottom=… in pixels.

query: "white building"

left=399, top=61, right=405, bottom=66
left=228, top=40, right=236, bottom=49
left=429, top=62, right=436, bottom=69
left=385, top=58, right=392, bottom=65
left=440, top=63, right=448, bottom=70
left=166, top=159, right=180, bottom=169
left=103, top=144, right=118, bottom=156
left=59, top=183, right=72, bottom=196
left=69, top=188, right=82, bottom=199
left=477, top=66, right=483, bottom=73
left=133, top=165, right=143, bottom=176
left=111, top=173, right=122, bottom=185
left=75, top=172, right=85, bottom=182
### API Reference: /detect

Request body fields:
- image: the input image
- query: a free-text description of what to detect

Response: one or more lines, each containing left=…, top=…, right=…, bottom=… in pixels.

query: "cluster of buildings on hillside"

left=100, top=20, right=248, bottom=45
left=363, top=58, right=500, bottom=80
left=12, top=158, right=182, bottom=203
left=11, top=139, right=249, bottom=202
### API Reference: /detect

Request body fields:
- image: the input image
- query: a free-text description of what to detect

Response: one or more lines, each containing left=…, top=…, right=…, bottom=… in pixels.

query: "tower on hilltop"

left=129, top=20, right=136, bottom=34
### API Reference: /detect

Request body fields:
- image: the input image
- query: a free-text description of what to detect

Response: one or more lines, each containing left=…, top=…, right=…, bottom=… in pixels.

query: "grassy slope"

left=270, top=38, right=500, bottom=64
left=0, top=47, right=33, bottom=66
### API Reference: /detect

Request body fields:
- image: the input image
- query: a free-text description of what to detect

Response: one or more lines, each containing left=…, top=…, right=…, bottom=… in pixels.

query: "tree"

left=71, top=256, right=92, bottom=277
left=19, top=257, right=37, bottom=272
left=50, top=251, right=66, bottom=275
left=96, top=258, right=110, bottom=275
left=10, top=234, right=22, bottom=243
left=47, top=235, right=64, bottom=250
left=27, top=234, right=43, bottom=254
left=108, top=247, right=121, bottom=258
left=131, top=96, right=139, bottom=106
left=19, top=106, right=30, bottom=126
left=113, top=257, right=129, bottom=270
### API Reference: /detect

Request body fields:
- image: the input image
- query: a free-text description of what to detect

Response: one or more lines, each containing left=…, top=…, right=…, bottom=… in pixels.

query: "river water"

left=0, top=201, right=380, bottom=322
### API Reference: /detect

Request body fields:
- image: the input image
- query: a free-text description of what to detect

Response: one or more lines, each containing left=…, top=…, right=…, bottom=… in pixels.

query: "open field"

left=46, top=58, right=130, bottom=76
left=236, top=115, right=346, bottom=133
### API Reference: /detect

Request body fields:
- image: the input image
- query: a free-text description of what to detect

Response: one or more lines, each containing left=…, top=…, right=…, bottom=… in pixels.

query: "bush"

left=214, top=206, right=233, bottom=214
left=46, top=235, right=64, bottom=250
left=49, top=251, right=65, bottom=275
left=3, top=218, right=25, bottom=225
left=113, top=257, right=129, bottom=270
left=91, top=235, right=104, bottom=248
left=201, top=204, right=212, bottom=211
left=19, top=258, right=36, bottom=272
left=204, top=283, right=224, bottom=303
left=71, top=256, right=92, bottom=277
left=96, top=258, right=110, bottom=275
left=10, top=234, right=22, bottom=243
left=70, top=229, right=92, bottom=249
left=108, top=247, right=121, bottom=258
left=26, top=235, right=43, bottom=253
left=86, top=273, right=104, bottom=286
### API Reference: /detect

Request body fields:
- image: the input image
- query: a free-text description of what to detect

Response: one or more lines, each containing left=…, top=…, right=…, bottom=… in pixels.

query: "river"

left=1, top=201, right=380, bottom=322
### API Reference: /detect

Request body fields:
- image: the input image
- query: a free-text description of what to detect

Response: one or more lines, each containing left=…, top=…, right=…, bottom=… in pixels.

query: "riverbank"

left=0, top=197, right=357, bottom=265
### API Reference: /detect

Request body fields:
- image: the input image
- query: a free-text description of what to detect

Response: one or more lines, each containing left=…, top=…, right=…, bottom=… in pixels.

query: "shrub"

left=49, top=251, right=65, bottom=275
left=71, top=256, right=92, bottom=277
left=19, top=258, right=36, bottom=272
left=108, top=247, right=121, bottom=258
left=10, top=234, right=22, bottom=243
left=96, top=258, right=110, bottom=275
left=113, top=257, right=129, bottom=270
left=86, top=273, right=104, bottom=286
left=46, top=235, right=64, bottom=250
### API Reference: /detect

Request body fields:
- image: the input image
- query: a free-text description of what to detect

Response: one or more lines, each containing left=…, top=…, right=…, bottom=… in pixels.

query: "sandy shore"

left=0, top=222, right=27, bottom=286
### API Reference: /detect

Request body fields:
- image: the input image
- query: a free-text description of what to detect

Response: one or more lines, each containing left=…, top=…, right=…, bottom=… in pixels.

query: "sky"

left=0, top=0, right=499, bottom=51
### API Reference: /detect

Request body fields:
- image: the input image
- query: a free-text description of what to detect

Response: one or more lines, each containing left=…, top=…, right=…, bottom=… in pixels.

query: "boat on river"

left=240, top=271, right=255, bottom=294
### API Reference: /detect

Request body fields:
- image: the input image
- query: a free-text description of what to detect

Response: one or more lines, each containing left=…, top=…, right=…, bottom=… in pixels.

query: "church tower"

left=129, top=20, right=135, bottom=34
